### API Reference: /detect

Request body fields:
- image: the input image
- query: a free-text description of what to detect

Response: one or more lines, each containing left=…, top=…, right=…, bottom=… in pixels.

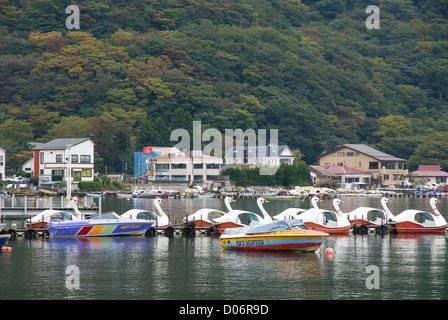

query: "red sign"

left=143, top=147, right=153, bottom=154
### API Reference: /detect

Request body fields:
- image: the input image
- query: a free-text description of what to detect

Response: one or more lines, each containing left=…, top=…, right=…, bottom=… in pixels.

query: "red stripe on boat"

left=77, top=226, right=93, bottom=235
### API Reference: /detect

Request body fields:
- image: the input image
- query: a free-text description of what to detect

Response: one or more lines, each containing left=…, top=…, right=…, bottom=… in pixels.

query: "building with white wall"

left=147, top=149, right=223, bottom=184
left=24, top=138, right=95, bottom=186
left=223, top=145, right=295, bottom=168
left=0, top=146, right=5, bottom=180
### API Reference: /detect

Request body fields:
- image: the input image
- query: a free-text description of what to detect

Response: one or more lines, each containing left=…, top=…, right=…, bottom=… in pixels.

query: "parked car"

left=424, top=183, right=439, bottom=190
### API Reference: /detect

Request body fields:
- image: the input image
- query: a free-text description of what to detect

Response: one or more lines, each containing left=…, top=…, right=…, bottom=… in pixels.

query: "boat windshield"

left=367, top=210, right=384, bottom=221
left=238, top=212, right=260, bottom=225
left=415, top=212, right=434, bottom=224
left=90, top=212, right=121, bottom=220
left=136, top=211, right=156, bottom=220
left=223, top=219, right=306, bottom=235
left=51, top=212, right=72, bottom=221
left=323, top=211, right=337, bottom=222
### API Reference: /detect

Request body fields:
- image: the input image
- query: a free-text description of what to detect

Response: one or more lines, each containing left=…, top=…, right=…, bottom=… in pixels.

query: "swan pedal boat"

left=213, top=197, right=272, bottom=235
left=290, top=197, right=351, bottom=234
left=388, top=198, right=447, bottom=234
left=220, top=219, right=328, bottom=252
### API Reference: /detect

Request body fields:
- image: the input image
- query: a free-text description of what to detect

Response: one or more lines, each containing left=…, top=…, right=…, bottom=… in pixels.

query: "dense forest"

left=1, top=0, right=448, bottom=174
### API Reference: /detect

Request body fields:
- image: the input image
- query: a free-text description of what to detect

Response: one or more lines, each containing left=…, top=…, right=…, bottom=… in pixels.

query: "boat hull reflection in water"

left=220, top=219, right=328, bottom=252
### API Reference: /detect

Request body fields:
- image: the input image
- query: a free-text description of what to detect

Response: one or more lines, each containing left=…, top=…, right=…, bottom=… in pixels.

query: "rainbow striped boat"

left=220, top=219, right=328, bottom=252
left=48, top=212, right=154, bottom=237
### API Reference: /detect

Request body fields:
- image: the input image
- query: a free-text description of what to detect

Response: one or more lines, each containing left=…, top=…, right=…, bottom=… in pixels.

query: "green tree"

left=170, top=107, right=193, bottom=135
left=136, top=119, right=167, bottom=150
left=373, top=115, right=412, bottom=141
left=45, top=116, right=92, bottom=139
left=0, top=119, right=33, bottom=153
left=407, top=132, right=448, bottom=171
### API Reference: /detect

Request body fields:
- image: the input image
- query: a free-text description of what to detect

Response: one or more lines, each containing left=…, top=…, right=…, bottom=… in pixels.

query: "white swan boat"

left=388, top=198, right=447, bottom=233
left=294, top=197, right=351, bottom=234
left=121, top=197, right=170, bottom=227
left=212, top=197, right=272, bottom=235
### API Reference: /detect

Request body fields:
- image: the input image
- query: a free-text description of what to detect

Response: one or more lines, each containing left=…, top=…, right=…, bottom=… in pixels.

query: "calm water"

left=1, top=196, right=448, bottom=300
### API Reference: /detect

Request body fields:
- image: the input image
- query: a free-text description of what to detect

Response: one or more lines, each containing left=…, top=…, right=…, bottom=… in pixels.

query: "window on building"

left=337, top=152, right=345, bottom=157
left=40, top=152, right=44, bottom=164
left=172, top=175, right=187, bottom=181
left=369, top=162, right=379, bottom=169
left=206, top=164, right=220, bottom=169
left=73, top=171, right=81, bottom=181
left=0, top=155, right=3, bottom=166
left=51, top=170, right=64, bottom=181
left=193, top=175, right=203, bottom=181
left=80, top=155, right=90, bottom=163
left=156, top=164, right=169, bottom=172
left=56, top=154, right=63, bottom=163
left=71, top=155, right=78, bottom=163
left=82, top=169, right=92, bottom=177
left=381, top=162, right=396, bottom=170
left=171, top=163, right=187, bottom=169
left=193, top=164, right=203, bottom=169
left=346, top=152, right=354, bottom=157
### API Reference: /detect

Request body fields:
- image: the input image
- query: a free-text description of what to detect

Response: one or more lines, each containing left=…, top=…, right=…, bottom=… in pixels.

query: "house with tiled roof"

left=22, top=138, right=95, bottom=186
left=410, top=165, right=448, bottom=184
left=324, top=166, right=372, bottom=189
left=309, top=165, right=335, bottom=185
left=318, top=144, right=408, bottom=186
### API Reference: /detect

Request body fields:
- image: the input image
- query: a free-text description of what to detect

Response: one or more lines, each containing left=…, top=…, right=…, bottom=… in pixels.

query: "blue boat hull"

left=0, top=234, right=11, bottom=247
left=48, top=220, right=154, bottom=237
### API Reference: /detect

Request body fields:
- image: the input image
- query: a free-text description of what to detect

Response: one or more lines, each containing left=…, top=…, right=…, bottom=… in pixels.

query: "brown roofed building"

left=318, top=144, right=408, bottom=186
left=410, top=165, right=448, bottom=184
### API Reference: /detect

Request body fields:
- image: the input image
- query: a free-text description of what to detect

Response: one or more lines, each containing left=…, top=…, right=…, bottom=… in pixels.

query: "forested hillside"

left=1, top=0, right=448, bottom=174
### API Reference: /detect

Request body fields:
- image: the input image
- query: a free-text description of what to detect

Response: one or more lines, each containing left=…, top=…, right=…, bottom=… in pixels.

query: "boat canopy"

left=222, top=219, right=305, bottom=236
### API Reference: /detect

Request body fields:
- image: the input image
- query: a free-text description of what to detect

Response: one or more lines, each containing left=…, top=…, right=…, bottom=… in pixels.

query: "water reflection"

left=2, top=196, right=448, bottom=300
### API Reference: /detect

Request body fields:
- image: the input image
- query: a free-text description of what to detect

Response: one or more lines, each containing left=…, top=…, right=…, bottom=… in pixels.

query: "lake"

left=1, top=195, right=448, bottom=302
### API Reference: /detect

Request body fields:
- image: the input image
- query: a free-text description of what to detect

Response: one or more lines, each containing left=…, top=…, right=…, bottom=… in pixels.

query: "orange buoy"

left=325, top=247, right=334, bottom=255
left=1, top=247, right=12, bottom=251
